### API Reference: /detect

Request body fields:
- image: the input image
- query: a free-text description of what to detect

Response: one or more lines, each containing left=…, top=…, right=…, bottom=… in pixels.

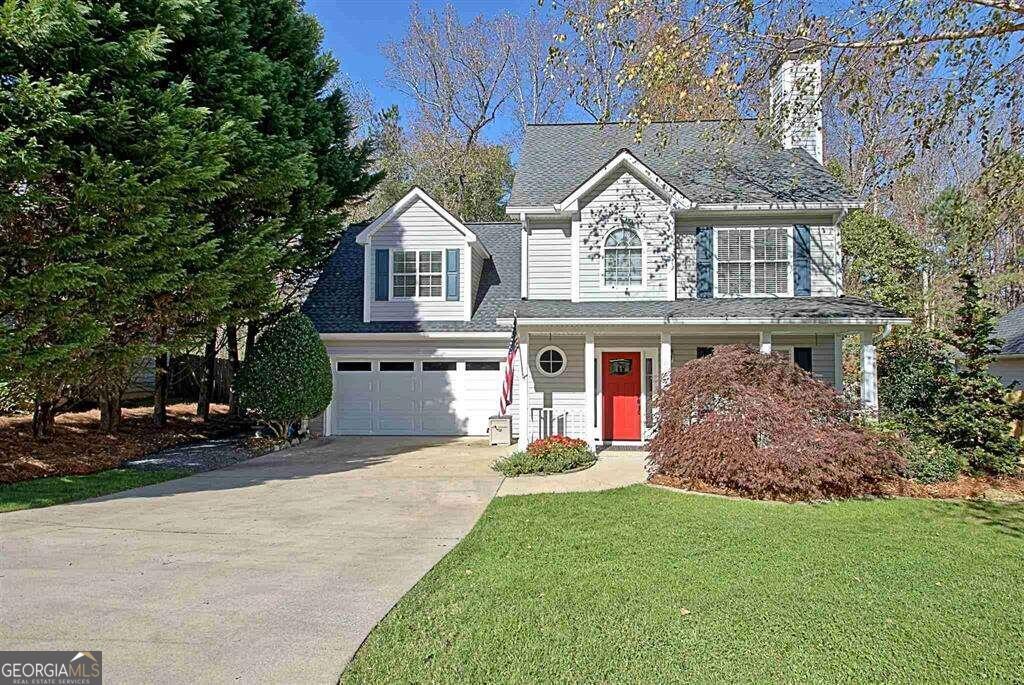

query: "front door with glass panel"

left=602, top=352, right=641, bottom=441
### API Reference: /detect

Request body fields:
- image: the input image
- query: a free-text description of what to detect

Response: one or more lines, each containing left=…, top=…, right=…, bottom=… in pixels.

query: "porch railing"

left=529, top=408, right=584, bottom=442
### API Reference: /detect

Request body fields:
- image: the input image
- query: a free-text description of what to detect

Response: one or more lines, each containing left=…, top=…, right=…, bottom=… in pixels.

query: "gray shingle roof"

left=995, top=305, right=1024, bottom=355
left=508, top=121, right=859, bottom=208
left=302, top=222, right=521, bottom=333
left=499, top=297, right=909, bottom=323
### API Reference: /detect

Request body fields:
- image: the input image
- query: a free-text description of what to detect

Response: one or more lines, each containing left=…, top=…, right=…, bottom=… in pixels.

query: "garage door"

left=330, top=359, right=504, bottom=435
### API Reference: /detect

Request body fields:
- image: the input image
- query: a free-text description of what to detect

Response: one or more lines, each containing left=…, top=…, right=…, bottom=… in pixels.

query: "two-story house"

left=302, top=53, right=909, bottom=447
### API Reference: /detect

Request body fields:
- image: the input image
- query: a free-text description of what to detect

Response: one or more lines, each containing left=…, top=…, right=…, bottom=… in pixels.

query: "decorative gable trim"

left=355, top=186, right=491, bottom=258
left=554, top=149, right=693, bottom=213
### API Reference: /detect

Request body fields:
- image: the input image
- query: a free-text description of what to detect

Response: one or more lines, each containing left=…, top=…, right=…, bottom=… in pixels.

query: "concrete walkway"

left=0, top=437, right=504, bottom=683
left=497, top=450, right=649, bottom=496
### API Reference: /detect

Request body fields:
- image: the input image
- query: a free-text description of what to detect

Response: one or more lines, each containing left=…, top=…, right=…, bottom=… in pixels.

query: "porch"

left=516, top=326, right=883, bottom=449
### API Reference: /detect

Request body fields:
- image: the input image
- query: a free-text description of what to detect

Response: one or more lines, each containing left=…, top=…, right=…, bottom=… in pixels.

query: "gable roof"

left=995, top=305, right=1024, bottom=355
left=303, top=222, right=520, bottom=333
left=509, top=121, right=860, bottom=209
left=555, top=149, right=692, bottom=212
left=355, top=186, right=490, bottom=257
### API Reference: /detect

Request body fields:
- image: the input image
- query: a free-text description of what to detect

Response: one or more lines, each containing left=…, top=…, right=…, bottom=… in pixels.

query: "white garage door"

left=330, top=359, right=504, bottom=435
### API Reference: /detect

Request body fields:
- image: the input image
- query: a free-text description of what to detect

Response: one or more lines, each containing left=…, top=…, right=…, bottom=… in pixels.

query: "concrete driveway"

left=0, top=437, right=505, bottom=683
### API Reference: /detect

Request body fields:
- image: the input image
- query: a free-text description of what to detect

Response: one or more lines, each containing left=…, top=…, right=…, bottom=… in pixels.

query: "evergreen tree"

left=0, top=1, right=233, bottom=436
left=167, top=0, right=379, bottom=416
left=934, top=272, right=1023, bottom=474
left=841, top=211, right=928, bottom=318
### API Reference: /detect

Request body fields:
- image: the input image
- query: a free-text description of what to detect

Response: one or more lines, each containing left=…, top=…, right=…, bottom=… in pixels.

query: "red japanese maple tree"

left=649, top=345, right=904, bottom=501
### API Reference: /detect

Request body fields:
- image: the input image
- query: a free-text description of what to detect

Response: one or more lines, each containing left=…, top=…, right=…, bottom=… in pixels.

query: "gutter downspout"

left=874, top=323, right=894, bottom=344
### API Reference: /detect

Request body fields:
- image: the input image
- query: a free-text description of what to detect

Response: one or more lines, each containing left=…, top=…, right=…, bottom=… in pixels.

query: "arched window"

left=603, top=228, right=642, bottom=286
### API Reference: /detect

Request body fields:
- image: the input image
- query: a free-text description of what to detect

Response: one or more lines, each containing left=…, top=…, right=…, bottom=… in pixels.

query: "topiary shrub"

left=649, top=345, right=906, bottom=502
left=902, top=434, right=966, bottom=484
left=493, top=436, right=596, bottom=476
left=235, top=313, right=332, bottom=438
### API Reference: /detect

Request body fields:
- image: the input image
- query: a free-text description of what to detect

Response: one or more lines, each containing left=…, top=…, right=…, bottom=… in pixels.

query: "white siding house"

left=302, top=53, right=909, bottom=444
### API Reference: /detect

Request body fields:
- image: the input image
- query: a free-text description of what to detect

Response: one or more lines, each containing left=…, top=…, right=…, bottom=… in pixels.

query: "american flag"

left=499, top=312, right=518, bottom=415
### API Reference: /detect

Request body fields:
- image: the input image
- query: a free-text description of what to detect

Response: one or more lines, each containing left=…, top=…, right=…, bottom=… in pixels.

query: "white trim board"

left=555, top=149, right=692, bottom=213
left=319, top=332, right=510, bottom=341
left=355, top=186, right=491, bottom=258
left=498, top=317, right=913, bottom=326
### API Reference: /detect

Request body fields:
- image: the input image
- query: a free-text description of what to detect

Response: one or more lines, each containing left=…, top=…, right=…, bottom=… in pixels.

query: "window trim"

left=712, top=226, right=794, bottom=298
left=389, top=248, right=446, bottom=301
left=535, top=345, right=567, bottom=377
left=600, top=226, right=645, bottom=290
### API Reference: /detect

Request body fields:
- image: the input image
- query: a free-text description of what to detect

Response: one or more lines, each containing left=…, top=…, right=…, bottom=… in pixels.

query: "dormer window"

left=392, top=249, right=443, bottom=298
left=603, top=228, right=642, bottom=287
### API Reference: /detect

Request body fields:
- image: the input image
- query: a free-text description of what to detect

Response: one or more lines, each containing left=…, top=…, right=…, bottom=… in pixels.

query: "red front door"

left=602, top=352, right=641, bottom=441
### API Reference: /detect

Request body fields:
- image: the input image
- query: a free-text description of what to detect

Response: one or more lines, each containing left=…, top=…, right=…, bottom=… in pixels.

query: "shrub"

left=648, top=345, right=906, bottom=502
left=903, top=434, right=966, bottom=484
left=493, top=435, right=596, bottom=476
left=235, top=313, right=332, bottom=437
left=877, top=329, right=953, bottom=425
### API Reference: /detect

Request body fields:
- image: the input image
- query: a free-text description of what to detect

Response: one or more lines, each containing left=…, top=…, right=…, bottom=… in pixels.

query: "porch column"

left=660, top=333, right=672, bottom=388
left=518, top=332, right=531, bottom=449
left=859, top=330, right=878, bottom=414
left=584, top=334, right=595, bottom=449
left=759, top=331, right=773, bottom=355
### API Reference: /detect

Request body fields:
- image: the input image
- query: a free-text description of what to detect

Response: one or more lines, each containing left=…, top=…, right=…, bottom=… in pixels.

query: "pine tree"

left=934, top=272, right=1023, bottom=474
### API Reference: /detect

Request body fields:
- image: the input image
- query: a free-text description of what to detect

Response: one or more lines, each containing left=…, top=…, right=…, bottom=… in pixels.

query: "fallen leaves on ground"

left=0, top=404, right=234, bottom=483
left=650, top=473, right=1024, bottom=502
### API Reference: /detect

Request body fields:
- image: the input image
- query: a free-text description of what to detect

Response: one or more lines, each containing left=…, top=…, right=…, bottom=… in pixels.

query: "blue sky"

left=307, top=0, right=542, bottom=140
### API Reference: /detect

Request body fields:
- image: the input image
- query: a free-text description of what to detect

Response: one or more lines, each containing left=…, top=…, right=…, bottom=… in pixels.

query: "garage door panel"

left=335, top=413, right=372, bottom=434
left=373, top=414, right=419, bottom=434
left=420, top=413, right=463, bottom=434
left=331, top=357, right=503, bottom=436
left=335, top=374, right=373, bottom=402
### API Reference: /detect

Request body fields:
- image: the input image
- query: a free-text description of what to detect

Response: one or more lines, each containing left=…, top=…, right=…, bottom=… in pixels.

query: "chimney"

left=770, top=39, right=823, bottom=164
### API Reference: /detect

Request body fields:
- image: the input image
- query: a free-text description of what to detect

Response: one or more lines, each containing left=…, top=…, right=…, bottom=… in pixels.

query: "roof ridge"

left=525, top=117, right=758, bottom=127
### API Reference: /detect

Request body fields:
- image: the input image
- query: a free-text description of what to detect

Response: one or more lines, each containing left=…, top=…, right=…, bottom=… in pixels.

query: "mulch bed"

left=649, top=473, right=1024, bottom=502
left=0, top=404, right=238, bottom=484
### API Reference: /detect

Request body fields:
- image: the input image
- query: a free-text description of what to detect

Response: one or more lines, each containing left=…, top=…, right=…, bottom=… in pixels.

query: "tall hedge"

left=235, top=313, right=331, bottom=436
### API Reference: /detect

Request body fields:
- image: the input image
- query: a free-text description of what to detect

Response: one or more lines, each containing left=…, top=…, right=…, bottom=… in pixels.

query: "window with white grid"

left=716, top=228, right=790, bottom=295
left=603, top=228, right=642, bottom=286
left=392, top=250, right=443, bottom=298
left=717, top=229, right=752, bottom=295
left=753, top=228, right=790, bottom=294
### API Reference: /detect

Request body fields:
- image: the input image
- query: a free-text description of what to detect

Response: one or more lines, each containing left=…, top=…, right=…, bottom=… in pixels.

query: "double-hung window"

left=716, top=228, right=790, bottom=295
left=392, top=250, right=443, bottom=298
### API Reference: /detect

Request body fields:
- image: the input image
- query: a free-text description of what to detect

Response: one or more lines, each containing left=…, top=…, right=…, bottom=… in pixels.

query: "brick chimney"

left=770, top=40, right=823, bottom=164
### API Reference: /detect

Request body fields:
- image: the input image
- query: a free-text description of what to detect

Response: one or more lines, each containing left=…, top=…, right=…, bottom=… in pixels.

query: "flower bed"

left=493, top=435, right=597, bottom=476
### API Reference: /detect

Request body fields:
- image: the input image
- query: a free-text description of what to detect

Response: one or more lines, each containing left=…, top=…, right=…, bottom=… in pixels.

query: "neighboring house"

left=302, top=52, right=909, bottom=447
left=991, top=305, right=1024, bottom=387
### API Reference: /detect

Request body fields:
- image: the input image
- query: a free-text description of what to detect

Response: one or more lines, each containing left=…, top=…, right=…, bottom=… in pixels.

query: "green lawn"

left=342, top=486, right=1024, bottom=683
left=0, top=468, right=190, bottom=513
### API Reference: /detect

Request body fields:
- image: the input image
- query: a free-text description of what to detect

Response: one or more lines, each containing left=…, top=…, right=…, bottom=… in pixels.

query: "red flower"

left=527, top=435, right=589, bottom=457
